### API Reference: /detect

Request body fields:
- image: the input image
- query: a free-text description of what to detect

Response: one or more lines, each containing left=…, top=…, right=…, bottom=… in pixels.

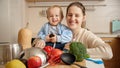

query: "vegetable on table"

left=27, top=56, right=42, bottom=68
left=48, top=48, right=63, bottom=65
left=43, top=46, right=53, bottom=57
left=18, top=22, right=32, bottom=49
left=69, top=42, right=89, bottom=62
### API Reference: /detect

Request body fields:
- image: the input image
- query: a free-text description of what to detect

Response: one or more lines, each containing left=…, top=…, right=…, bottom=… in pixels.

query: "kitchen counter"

left=46, top=60, right=86, bottom=68
left=32, top=33, right=120, bottom=38
left=46, top=60, right=104, bottom=68
left=0, top=65, right=4, bottom=68
left=95, top=33, right=120, bottom=38
left=0, top=59, right=104, bottom=68
left=0, top=61, right=85, bottom=68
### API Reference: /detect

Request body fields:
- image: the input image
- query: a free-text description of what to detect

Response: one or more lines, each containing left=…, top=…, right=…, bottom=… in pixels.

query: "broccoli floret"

left=69, top=42, right=89, bottom=62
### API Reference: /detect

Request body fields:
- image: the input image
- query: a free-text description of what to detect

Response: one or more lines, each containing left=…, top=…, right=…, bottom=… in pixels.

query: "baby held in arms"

left=33, top=5, right=72, bottom=50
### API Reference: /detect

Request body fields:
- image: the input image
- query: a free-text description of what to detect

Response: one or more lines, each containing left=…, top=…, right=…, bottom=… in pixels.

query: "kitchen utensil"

left=86, top=58, right=103, bottom=64
left=0, top=43, right=23, bottom=64
left=61, top=53, right=87, bottom=68
left=19, top=47, right=47, bottom=66
left=40, top=56, right=60, bottom=68
left=12, top=43, right=23, bottom=59
left=49, top=34, right=54, bottom=38
left=49, top=33, right=56, bottom=48
left=40, top=48, right=62, bottom=68
left=0, top=42, right=12, bottom=64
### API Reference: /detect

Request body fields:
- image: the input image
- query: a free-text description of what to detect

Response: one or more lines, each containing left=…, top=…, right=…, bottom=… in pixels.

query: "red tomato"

left=43, top=46, right=53, bottom=57
left=50, top=48, right=63, bottom=57
left=48, top=48, right=63, bottom=65
left=27, top=56, right=42, bottom=68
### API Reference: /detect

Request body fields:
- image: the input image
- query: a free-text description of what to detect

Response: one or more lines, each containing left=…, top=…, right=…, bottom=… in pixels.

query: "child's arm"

left=57, top=29, right=73, bottom=43
left=37, top=26, right=46, bottom=40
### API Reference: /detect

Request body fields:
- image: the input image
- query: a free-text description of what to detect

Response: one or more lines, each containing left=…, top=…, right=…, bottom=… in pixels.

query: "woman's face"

left=48, top=7, right=62, bottom=26
left=66, top=6, right=86, bottom=30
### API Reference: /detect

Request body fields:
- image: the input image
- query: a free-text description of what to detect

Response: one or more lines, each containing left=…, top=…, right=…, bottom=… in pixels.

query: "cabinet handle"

left=104, top=40, right=112, bottom=43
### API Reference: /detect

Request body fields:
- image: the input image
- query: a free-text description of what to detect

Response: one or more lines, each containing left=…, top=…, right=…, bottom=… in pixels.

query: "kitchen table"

left=0, top=65, right=4, bottom=68
left=0, top=62, right=84, bottom=68
left=46, top=60, right=86, bottom=68
left=0, top=59, right=104, bottom=68
left=86, top=59, right=105, bottom=68
left=0, top=60, right=85, bottom=68
left=45, top=59, right=104, bottom=68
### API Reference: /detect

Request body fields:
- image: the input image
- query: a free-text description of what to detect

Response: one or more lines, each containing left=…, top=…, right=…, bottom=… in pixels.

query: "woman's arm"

left=87, top=43, right=113, bottom=59
left=83, top=30, right=113, bottom=60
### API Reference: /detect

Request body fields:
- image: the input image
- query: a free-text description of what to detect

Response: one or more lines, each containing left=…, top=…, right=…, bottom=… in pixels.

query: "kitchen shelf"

left=26, top=0, right=105, bottom=2
left=95, top=33, right=120, bottom=38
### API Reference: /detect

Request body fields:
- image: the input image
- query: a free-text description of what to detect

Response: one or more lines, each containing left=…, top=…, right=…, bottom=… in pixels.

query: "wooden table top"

left=46, top=60, right=86, bottom=68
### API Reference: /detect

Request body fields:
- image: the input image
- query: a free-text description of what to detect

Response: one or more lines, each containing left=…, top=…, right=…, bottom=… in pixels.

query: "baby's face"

left=48, top=7, right=62, bottom=26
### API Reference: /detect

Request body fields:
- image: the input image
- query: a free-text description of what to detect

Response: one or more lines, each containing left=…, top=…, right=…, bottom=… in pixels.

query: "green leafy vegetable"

left=69, top=42, right=89, bottom=62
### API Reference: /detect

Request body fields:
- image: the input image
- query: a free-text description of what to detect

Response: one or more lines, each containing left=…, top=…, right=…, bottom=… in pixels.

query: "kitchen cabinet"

left=0, top=0, right=27, bottom=43
left=0, top=0, right=11, bottom=42
left=26, top=0, right=104, bottom=2
left=101, top=37, right=120, bottom=68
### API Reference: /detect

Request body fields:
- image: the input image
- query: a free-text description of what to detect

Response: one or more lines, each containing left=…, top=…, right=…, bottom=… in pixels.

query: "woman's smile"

left=66, top=6, right=85, bottom=30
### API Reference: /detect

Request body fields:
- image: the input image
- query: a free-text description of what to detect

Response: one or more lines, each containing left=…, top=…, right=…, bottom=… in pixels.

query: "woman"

left=64, top=2, right=113, bottom=68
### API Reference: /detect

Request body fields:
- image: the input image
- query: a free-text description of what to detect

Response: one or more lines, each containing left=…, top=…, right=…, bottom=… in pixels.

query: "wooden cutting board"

left=46, top=60, right=86, bottom=68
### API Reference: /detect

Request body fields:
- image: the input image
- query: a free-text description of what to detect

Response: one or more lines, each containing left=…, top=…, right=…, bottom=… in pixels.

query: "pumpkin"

left=18, top=23, right=32, bottom=49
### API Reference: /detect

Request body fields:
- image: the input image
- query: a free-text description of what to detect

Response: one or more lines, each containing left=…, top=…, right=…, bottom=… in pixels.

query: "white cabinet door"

left=0, top=0, right=27, bottom=43
left=0, top=0, right=11, bottom=42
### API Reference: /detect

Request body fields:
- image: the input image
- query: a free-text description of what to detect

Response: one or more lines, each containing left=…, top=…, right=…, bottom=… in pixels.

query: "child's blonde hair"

left=46, top=5, right=64, bottom=20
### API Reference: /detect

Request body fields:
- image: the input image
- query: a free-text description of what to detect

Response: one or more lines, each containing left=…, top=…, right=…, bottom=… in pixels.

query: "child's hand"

left=45, top=34, right=52, bottom=42
left=50, top=34, right=57, bottom=43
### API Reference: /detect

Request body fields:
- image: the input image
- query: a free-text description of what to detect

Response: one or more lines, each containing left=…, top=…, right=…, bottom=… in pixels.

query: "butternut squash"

left=18, top=23, right=32, bottom=49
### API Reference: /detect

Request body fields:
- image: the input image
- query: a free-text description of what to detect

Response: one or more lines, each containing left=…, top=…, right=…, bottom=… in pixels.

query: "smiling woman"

left=64, top=1, right=113, bottom=68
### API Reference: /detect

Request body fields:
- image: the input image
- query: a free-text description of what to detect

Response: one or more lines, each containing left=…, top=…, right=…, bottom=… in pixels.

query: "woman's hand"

left=64, top=43, right=71, bottom=50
